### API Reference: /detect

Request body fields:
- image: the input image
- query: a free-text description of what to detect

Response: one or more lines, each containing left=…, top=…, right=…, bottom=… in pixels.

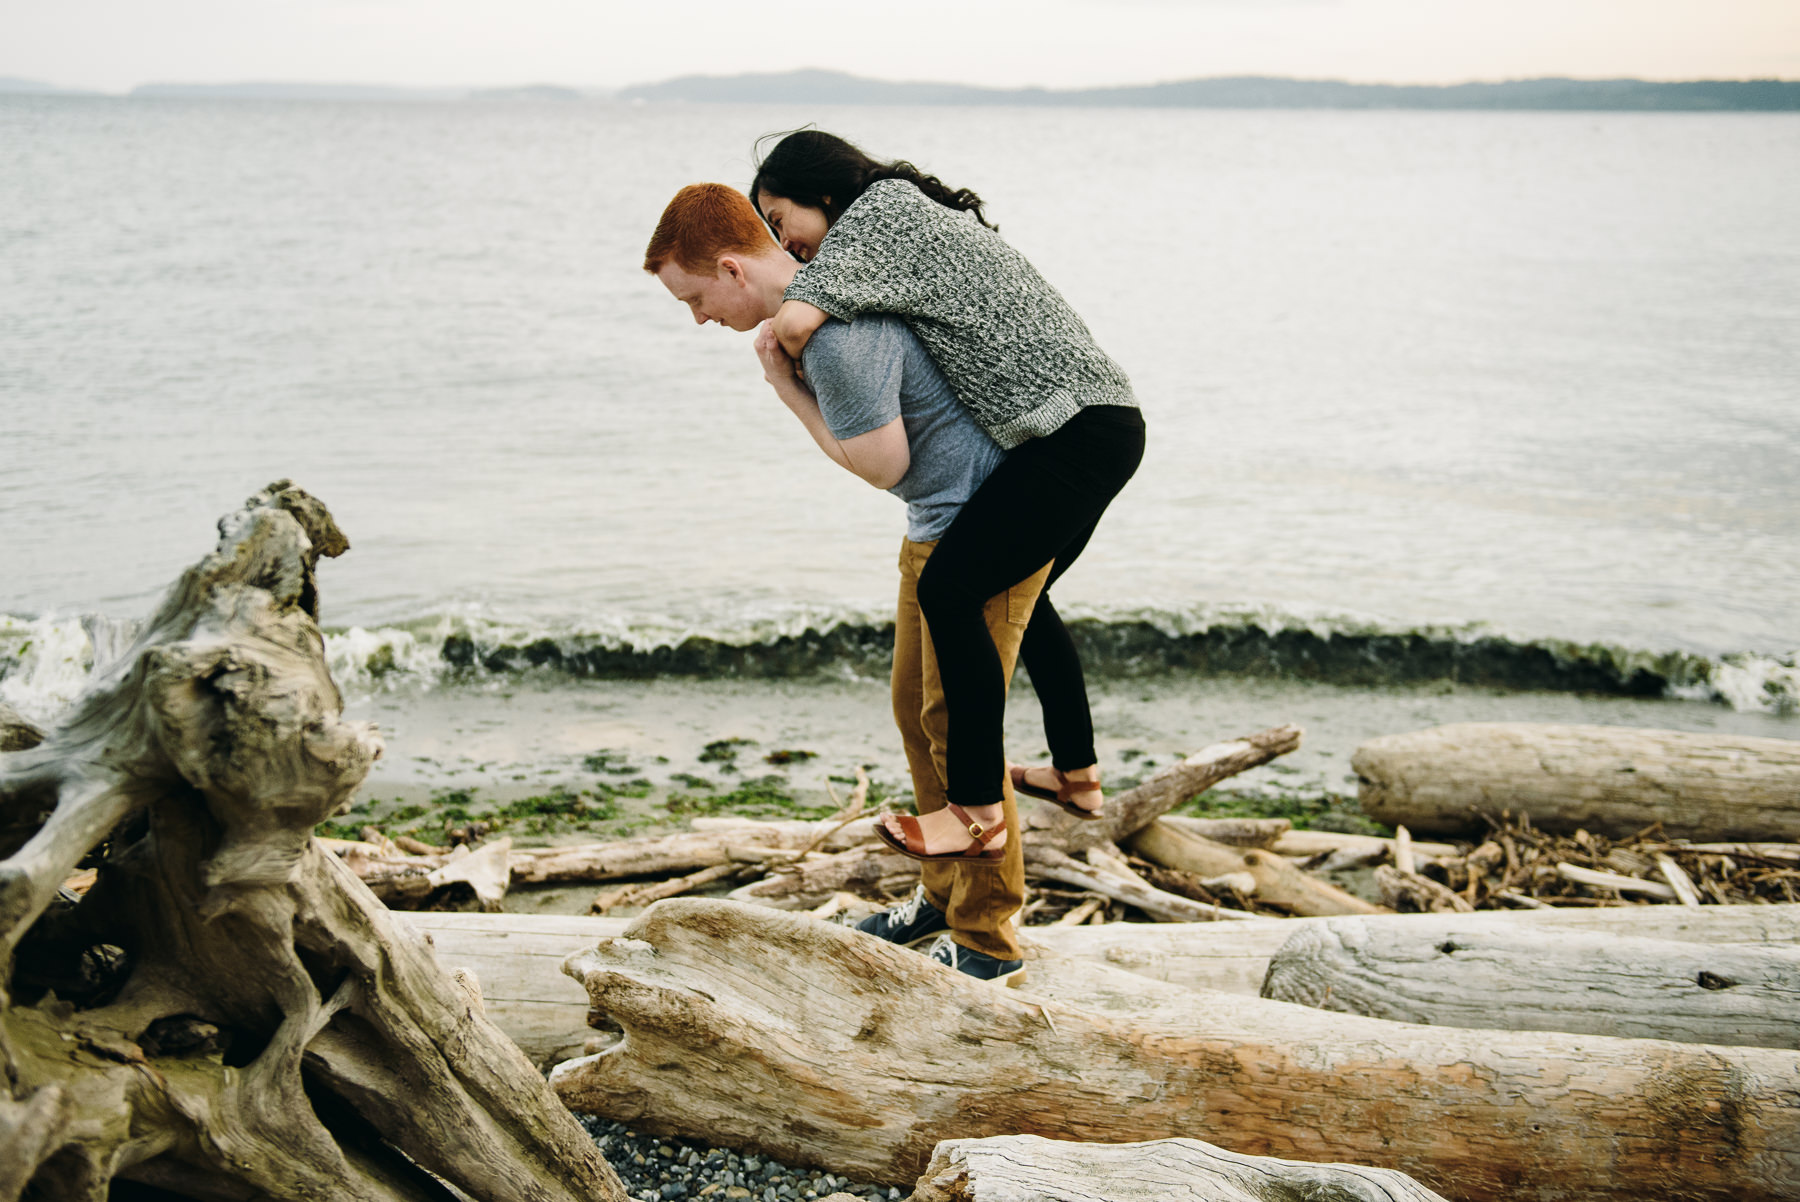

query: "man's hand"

left=755, top=320, right=800, bottom=388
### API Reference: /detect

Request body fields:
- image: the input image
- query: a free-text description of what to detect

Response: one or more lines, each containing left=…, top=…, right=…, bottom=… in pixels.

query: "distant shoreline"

left=4, top=71, right=1798, bottom=111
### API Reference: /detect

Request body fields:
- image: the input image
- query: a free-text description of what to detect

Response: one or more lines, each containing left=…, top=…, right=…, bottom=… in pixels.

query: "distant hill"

left=619, top=69, right=1800, bottom=111
left=129, top=82, right=468, bottom=101
left=0, top=76, right=94, bottom=95
left=467, top=84, right=585, bottom=102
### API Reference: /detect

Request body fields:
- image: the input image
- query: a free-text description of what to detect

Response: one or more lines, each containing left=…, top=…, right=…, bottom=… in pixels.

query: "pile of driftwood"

left=326, top=724, right=1417, bottom=926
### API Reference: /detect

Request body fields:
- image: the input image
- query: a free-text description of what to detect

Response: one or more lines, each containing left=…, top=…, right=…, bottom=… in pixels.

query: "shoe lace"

left=924, top=933, right=958, bottom=967
left=887, top=883, right=929, bottom=928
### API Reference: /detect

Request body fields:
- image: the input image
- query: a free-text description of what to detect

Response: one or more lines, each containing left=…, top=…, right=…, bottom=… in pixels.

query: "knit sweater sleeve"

left=781, top=180, right=957, bottom=322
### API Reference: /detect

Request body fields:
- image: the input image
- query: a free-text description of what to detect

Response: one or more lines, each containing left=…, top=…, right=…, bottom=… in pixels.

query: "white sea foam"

left=0, top=614, right=97, bottom=725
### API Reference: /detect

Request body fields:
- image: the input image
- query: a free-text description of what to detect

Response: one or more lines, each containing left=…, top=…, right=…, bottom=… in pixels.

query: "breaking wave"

left=4, top=604, right=1795, bottom=726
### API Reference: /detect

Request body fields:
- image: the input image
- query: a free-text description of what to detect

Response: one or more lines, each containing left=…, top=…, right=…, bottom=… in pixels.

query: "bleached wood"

left=1355, top=722, right=1800, bottom=839
left=909, top=1133, right=1450, bottom=1202
left=554, top=898, right=1800, bottom=1201
left=0, top=482, right=624, bottom=1202
left=1157, top=815, right=1292, bottom=848
left=1654, top=853, right=1704, bottom=907
left=1262, top=916, right=1800, bottom=1048
left=1028, top=903, right=1800, bottom=996
left=1269, top=829, right=1461, bottom=860
left=1556, top=861, right=1677, bottom=899
left=1129, top=820, right=1383, bottom=917
left=1025, top=845, right=1268, bottom=922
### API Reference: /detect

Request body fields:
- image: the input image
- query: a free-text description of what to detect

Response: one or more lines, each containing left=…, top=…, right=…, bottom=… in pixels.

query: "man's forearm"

left=769, top=376, right=861, bottom=478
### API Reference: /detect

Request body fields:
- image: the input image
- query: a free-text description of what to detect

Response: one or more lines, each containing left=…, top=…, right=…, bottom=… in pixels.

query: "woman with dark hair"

left=749, top=130, right=1146, bottom=864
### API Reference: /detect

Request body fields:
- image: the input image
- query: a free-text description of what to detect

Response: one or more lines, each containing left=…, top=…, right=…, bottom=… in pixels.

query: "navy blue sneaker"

left=926, top=934, right=1026, bottom=986
left=854, top=884, right=949, bottom=946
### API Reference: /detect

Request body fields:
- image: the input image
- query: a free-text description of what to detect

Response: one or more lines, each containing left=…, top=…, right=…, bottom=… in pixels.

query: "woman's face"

left=757, top=192, right=831, bottom=262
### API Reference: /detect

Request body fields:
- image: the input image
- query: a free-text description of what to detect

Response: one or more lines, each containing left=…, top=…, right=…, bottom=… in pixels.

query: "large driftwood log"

left=1262, top=916, right=1800, bottom=1048
left=0, top=483, right=624, bottom=1202
left=1355, top=722, right=1800, bottom=839
left=408, top=904, right=1800, bottom=1062
left=909, top=1133, right=1449, bottom=1202
left=554, top=898, right=1800, bottom=1200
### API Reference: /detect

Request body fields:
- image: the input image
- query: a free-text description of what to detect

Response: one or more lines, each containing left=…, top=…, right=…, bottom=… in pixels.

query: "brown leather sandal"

left=1008, top=764, right=1104, bottom=821
left=874, top=803, right=1008, bottom=865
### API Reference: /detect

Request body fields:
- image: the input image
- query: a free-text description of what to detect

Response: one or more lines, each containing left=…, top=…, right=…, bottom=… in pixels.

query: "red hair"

left=643, top=183, right=775, bottom=274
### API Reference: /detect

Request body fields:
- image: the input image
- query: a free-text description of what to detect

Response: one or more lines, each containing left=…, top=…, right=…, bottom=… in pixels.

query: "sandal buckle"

left=968, top=822, right=984, bottom=838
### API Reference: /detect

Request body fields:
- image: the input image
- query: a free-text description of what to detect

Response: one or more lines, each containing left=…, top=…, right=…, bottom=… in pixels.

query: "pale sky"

left=5, top=0, right=1797, bottom=94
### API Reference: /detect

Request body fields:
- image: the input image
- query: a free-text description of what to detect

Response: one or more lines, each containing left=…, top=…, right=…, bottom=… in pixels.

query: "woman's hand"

left=755, top=320, right=800, bottom=388
left=772, top=300, right=829, bottom=359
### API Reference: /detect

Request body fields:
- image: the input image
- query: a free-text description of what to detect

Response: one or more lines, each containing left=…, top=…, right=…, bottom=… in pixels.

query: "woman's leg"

left=916, top=405, right=1145, bottom=817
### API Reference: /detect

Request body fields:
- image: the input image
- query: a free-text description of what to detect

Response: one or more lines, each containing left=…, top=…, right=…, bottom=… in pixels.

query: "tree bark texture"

left=908, top=1133, right=1450, bottom=1202
left=0, top=482, right=624, bottom=1202
left=1354, top=723, right=1800, bottom=839
left=1261, top=916, right=1800, bottom=1049
left=1028, top=902, right=1800, bottom=997
left=553, top=897, right=1800, bottom=1200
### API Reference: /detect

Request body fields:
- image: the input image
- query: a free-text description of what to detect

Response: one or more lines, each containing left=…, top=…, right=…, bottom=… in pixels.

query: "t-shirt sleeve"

left=781, top=181, right=947, bottom=322
left=800, top=318, right=906, bottom=441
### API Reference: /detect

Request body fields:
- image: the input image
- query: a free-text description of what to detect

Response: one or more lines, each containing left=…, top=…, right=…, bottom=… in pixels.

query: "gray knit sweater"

left=782, top=179, right=1137, bottom=450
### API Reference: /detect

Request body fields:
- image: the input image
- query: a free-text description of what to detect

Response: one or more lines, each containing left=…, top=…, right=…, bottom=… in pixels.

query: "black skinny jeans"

left=916, top=403, right=1146, bottom=808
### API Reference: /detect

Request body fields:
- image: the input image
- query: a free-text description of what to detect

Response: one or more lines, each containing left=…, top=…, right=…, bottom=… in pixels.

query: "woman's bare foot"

left=879, top=803, right=1007, bottom=856
left=1013, top=763, right=1105, bottom=815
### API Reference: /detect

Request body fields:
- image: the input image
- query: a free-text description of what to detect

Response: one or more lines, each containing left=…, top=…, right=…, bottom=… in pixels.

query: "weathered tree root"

left=0, top=481, right=625, bottom=1202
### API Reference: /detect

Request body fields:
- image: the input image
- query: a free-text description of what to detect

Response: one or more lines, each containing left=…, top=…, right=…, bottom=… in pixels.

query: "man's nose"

left=692, top=309, right=709, bottom=326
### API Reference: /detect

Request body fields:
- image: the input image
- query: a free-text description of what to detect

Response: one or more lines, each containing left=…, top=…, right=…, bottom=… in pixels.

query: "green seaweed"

left=763, top=749, right=817, bottom=765
left=1174, top=786, right=1386, bottom=836
left=666, top=775, right=833, bottom=821
left=698, top=737, right=756, bottom=764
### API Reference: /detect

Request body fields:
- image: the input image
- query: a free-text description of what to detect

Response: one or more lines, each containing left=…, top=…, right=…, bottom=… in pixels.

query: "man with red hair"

left=646, top=183, right=1046, bottom=985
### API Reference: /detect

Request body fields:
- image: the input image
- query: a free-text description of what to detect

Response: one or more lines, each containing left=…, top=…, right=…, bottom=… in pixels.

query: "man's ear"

left=717, top=255, right=747, bottom=284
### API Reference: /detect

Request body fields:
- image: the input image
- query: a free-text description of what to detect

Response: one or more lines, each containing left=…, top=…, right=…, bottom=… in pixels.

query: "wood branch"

left=1024, top=845, right=1270, bottom=922
left=1261, top=916, right=1800, bottom=1049
left=1157, top=815, right=1292, bottom=848
left=0, top=482, right=624, bottom=1202
left=1129, top=820, right=1384, bottom=917
left=909, top=1133, right=1450, bottom=1202
left=1683, top=842, right=1800, bottom=863
left=554, top=898, right=1800, bottom=1200
left=1355, top=722, right=1800, bottom=839
left=1268, top=829, right=1462, bottom=861
left=1393, top=825, right=1415, bottom=874
left=729, top=844, right=917, bottom=909
left=1556, top=862, right=1677, bottom=900
left=589, top=862, right=739, bottom=913
left=1654, top=853, right=1704, bottom=907
left=1375, top=864, right=1474, bottom=913
left=1022, top=725, right=1303, bottom=851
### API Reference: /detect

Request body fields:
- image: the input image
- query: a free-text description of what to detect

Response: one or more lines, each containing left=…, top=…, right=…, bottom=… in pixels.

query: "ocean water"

left=2, top=96, right=1797, bottom=719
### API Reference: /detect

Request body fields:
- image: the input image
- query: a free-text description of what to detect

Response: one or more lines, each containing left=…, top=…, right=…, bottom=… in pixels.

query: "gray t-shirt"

left=800, top=315, right=1005, bottom=542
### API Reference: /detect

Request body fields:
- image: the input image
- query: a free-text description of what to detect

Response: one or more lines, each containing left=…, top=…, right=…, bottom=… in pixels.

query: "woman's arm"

left=755, top=322, right=910, bottom=489
left=772, top=300, right=829, bottom=359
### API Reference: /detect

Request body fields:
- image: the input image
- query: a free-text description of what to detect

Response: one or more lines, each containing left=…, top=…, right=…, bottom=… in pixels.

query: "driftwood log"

left=1128, top=820, right=1383, bottom=917
left=1355, top=722, right=1800, bottom=839
left=1262, top=916, right=1800, bottom=1048
left=0, top=482, right=624, bottom=1202
left=909, top=1133, right=1450, bottom=1202
left=553, top=898, right=1800, bottom=1200
left=411, top=903, right=1800, bottom=1060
